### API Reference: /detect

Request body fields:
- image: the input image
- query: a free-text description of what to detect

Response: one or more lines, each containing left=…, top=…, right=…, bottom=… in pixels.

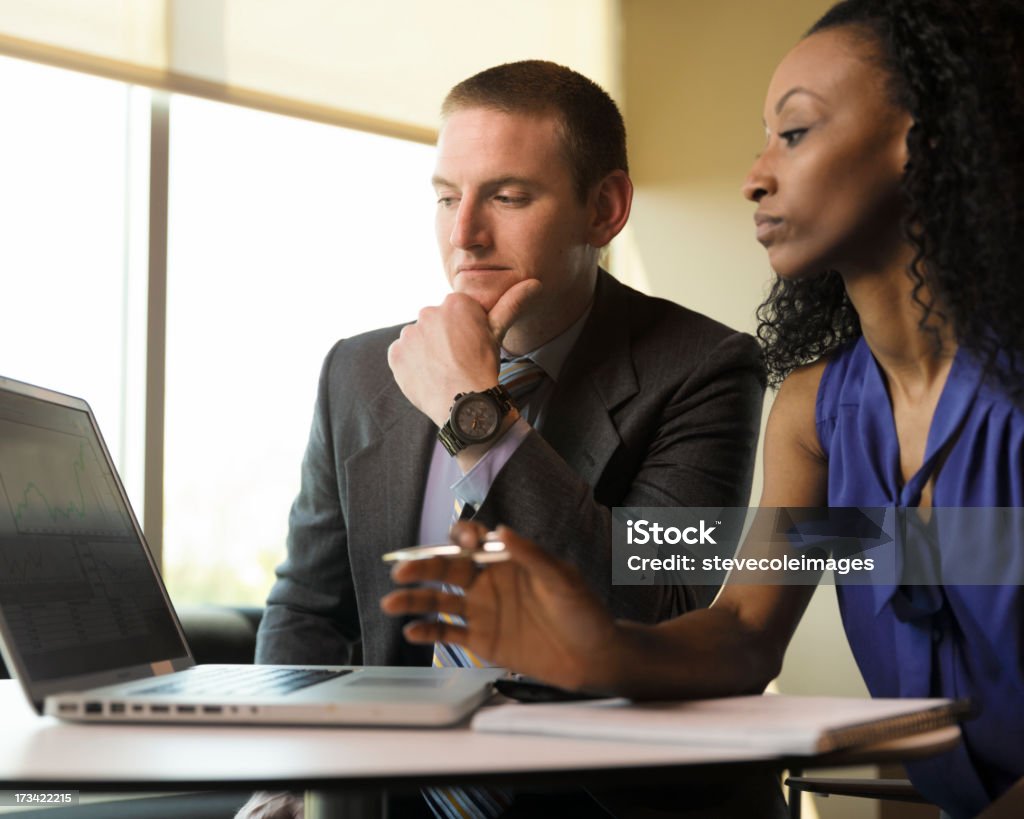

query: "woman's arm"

left=382, top=363, right=829, bottom=699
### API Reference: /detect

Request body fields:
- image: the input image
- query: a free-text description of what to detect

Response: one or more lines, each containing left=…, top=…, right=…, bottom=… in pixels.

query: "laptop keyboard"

left=132, top=666, right=351, bottom=698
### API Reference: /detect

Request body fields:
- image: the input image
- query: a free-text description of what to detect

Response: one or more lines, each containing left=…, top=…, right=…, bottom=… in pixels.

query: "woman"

left=382, top=0, right=1024, bottom=815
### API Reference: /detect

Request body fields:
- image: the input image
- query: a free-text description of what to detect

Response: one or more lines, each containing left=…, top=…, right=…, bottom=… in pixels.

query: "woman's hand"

left=380, top=522, right=619, bottom=692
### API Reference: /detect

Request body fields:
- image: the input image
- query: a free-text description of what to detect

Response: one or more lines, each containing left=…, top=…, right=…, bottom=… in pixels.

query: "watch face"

left=452, top=394, right=501, bottom=443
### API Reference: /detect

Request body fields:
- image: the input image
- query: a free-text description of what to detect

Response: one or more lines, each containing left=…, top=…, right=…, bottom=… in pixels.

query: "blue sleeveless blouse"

left=817, top=337, right=1024, bottom=818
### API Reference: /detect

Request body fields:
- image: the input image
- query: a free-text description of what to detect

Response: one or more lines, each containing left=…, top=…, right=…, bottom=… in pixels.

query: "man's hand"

left=380, top=522, right=619, bottom=693
left=387, top=280, right=542, bottom=428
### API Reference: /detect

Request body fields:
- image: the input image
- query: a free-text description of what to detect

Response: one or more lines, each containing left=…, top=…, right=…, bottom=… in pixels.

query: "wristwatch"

left=437, top=385, right=514, bottom=456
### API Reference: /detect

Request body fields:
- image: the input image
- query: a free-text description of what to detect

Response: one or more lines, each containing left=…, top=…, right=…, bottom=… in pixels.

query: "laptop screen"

left=0, top=381, right=189, bottom=686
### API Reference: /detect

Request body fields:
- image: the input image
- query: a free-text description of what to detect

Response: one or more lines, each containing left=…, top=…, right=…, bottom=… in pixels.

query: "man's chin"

left=453, top=283, right=504, bottom=313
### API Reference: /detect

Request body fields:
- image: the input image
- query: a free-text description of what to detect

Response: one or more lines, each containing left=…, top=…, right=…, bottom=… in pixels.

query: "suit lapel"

left=345, top=380, right=434, bottom=605
left=542, top=271, right=638, bottom=486
left=349, top=380, right=434, bottom=547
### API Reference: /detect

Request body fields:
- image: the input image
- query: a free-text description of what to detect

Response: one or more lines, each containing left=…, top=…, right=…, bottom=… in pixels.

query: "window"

left=0, top=56, right=147, bottom=511
left=163, top=96, right=441, bottom=605
left=2, top=55, right=443, bottom=607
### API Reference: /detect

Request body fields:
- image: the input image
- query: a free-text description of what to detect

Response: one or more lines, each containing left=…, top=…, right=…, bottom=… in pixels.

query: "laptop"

left=0, top=374, right=501, bottom=726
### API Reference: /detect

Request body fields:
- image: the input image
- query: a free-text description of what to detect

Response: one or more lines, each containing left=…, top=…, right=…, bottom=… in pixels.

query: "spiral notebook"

left=472, top=694, right=970, bottom=755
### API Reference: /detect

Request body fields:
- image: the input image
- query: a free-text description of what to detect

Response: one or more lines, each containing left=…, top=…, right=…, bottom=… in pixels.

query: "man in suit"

left=255, top=60, right=765, bottom=669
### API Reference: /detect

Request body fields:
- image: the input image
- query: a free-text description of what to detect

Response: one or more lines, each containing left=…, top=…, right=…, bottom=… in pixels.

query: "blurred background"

left=0, top=3, right=918, bottom=816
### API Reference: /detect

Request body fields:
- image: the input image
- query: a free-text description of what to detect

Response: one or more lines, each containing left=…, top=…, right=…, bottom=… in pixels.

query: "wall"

left=169, top=0, right=619, bottom=130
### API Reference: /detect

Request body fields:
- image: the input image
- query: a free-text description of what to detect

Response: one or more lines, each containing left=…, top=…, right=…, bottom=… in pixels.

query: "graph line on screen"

left=0, top=420, right=129, bottom=537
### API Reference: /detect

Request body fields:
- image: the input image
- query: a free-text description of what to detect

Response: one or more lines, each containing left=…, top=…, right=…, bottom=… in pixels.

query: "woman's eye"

left=780, top=128, right=808, bottom=147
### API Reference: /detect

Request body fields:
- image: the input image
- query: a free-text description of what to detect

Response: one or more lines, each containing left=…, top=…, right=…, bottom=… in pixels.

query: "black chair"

left=176, top=604, right=264, bottom=664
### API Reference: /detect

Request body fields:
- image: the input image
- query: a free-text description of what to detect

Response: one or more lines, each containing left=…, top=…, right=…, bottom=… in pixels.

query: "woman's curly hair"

left=757, top=0, right=1024, bottom=401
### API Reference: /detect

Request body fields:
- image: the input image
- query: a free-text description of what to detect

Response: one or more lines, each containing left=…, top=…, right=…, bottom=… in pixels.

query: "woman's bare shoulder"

left=761, top=359, right=830, bottom=507
left=771, top=360, right=828, bottom=453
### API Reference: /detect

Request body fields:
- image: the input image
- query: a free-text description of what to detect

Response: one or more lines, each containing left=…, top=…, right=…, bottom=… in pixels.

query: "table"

left=0, top=681, right=961, bottom=817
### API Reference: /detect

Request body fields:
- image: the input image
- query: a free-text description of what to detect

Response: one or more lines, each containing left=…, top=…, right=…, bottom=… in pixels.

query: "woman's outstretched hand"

left=380, top=522, right=619, bottom=692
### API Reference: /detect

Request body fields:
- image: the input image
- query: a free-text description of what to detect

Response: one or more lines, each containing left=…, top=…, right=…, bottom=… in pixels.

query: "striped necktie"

left=435, top=356, right=546, bottom=669
left=497, top=356, right=546, bottom=410
left=425, top=357, right=547, bottom=818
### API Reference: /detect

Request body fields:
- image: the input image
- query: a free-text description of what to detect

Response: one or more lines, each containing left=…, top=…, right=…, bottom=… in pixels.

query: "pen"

left=381, top=541, right=509, bottom=564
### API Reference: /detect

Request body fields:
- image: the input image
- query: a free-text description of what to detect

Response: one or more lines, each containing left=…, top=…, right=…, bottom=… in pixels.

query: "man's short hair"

left=441, top=60, right=628, bottom=201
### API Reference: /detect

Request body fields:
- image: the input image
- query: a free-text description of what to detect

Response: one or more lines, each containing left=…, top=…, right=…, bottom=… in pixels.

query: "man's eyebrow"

left=430, top=175, right=538, bottom=190
left=774, top=86, right=827, bottom=115
left=486, top=176, right=537, bottom=189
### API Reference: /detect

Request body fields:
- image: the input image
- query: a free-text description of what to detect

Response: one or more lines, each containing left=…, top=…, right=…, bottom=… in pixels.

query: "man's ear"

left=586, top=170, right=633, bottom=248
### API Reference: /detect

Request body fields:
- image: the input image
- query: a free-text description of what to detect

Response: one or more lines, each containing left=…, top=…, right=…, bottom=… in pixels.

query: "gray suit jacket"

left=256, top=270, right=765, bottom=666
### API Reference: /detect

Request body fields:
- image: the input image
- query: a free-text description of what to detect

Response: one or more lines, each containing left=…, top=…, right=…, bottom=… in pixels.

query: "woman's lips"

left=754, top=213, right=783, bottom=244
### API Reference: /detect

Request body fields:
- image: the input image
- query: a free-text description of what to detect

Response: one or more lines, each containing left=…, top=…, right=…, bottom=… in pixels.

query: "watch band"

left=437, top=419, right=466, bottom=456
left=484, top=384, right=515, bottom=416
left=437, top=385, right=514, bottom=457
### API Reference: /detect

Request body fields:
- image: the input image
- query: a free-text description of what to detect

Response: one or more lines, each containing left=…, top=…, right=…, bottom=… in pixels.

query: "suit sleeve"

left=473, top=331, right=765, bottom=624
left=255, top=344, right=362, bottom=665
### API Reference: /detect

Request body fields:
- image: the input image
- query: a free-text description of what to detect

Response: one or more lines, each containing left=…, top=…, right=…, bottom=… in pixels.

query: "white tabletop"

left=0, top=682, right=772, bottom=788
